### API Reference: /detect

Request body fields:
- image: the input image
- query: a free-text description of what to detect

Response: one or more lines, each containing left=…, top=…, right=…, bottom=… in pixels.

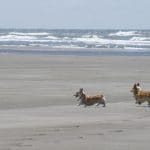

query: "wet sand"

left=0, top=54, right=150, bottom=149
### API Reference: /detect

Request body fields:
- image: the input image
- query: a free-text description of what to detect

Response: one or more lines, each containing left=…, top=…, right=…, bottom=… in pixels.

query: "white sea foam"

left=107, top=39, right=150, bottom=47
left=73, top=36, right=150, bottom=46
left=0, top=35, right=51, bottom=42
left=130, top=37, right=150, bottom=41
left=109, top=31, right=139, bottom=37
left=45, top=36, right=59, bottom=40
left=0, top=44, right=28, bottom=47
left=73, top=35, right=105, bottom=44
left=81, top=34, right=102, bottom=38
left=0, top=35, right=37, bottom=41
left=10, top=32, right=49, bottom=36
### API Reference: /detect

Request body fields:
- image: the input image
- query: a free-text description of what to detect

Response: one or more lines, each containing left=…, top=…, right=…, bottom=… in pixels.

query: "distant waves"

left=0, top=29, right=150, bottom=55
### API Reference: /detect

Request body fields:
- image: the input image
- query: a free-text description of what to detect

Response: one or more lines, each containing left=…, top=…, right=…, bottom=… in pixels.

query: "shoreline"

left=0, top=47, right=150, bottom=56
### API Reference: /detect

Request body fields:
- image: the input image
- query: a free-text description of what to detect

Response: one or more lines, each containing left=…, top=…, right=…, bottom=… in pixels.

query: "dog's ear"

left=79, top=88, right=83, bottom=91
left=133, top=84, right=137, bottom=88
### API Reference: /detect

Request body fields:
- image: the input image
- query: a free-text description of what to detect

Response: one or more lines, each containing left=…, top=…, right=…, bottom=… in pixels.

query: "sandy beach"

left=0, top=54, right=150, bottom=149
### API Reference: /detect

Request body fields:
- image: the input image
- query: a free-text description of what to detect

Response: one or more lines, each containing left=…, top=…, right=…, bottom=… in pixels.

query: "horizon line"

left=0, top=27, right=150, bottom=30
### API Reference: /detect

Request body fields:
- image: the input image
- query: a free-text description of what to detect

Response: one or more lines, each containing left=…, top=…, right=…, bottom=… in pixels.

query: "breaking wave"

left=0, top=29, right=150, bottom=51
left=109, top=31, right=140, bottom=37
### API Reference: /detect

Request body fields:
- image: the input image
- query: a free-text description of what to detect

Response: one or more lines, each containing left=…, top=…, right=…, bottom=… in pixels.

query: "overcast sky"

left=0, top=0, right=150, bottom=29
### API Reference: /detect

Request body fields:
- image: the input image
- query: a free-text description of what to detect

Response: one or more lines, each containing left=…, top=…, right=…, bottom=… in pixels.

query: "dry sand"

left=0, top=54, right=150, bottom=150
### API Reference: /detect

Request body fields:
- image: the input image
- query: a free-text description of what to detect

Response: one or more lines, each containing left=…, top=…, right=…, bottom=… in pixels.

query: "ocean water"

left=0, top=29, right=150, bottom=56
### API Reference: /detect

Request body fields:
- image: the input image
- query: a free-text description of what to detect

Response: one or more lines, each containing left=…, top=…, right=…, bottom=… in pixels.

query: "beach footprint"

left=111, top=129, right=124, bottom=133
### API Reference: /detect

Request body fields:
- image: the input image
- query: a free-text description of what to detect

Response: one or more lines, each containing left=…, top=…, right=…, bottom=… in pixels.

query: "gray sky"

left=0, top=0, right=150, bottom=29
